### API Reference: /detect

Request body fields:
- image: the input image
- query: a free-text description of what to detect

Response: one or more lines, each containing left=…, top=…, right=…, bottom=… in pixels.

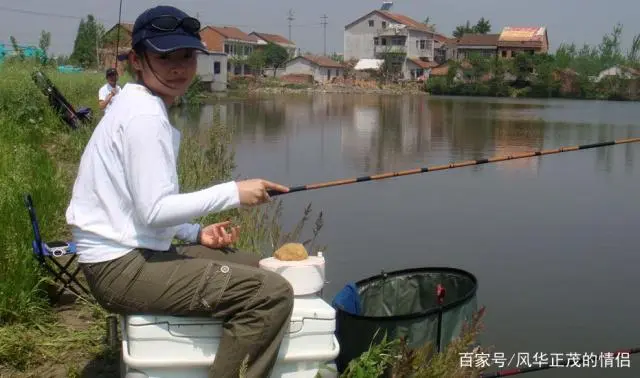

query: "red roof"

left=377, top=11, right=431, bottom=32
left=250, top=32, right=294, bottom=46
left=455, top=33, right=500, bottom=47
left=202, top=26, right=257, bottom=43
left=297, top=55, right=344, bottom=68
left=407, top=58, right=439, bottom=69
left=345, top=10, right=432, bottom=33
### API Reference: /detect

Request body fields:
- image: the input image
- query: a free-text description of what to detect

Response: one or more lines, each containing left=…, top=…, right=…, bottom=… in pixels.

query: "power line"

left=321, top=14, right=328, bottom=55
left=0, top=5, right=322, bottom=31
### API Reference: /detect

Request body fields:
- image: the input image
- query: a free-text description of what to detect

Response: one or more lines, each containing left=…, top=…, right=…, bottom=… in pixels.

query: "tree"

left=69, top=14, right=104, bottom=68
left=263, top=42, right=290, bottom=77
left=9, top=36, right=23, bottom=59
left=39, top=30, right=51, bottom=64
left=246, top=50, right=266, bottom=76
left=452, top=18, right=492, bottom=38
left=474, top=17, right=491, bottom=34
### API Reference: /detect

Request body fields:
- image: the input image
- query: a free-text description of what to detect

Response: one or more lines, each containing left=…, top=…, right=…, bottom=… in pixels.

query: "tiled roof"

left=407, top=58, right=439, bottom=69
left=434, top=33, right=453, bottom=44
left=250, top=32, right=294, bottom=46
left=345, top=10, right=433, bottom=33
left=203, top=26, right=257, bottom=43
left=429, top=61, right=472, bottom=76
left=455, top=33, right=500, bottom=47
left=499, top=27, right=546, bottom=43
left=497, top=27, right=547, bottom=48
left=299, top=55, right=344, bottom=68
left=378, top=11, right=431, bottom=32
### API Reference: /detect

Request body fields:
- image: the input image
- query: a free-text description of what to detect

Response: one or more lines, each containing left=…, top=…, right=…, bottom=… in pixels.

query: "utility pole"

left=321, top=14, right=328, bottom=56
left=287, top=9, right=294, bottom=42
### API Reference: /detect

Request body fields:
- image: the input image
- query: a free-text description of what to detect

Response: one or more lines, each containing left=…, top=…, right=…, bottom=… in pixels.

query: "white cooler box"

left=120, top=296, right=340, bottom=378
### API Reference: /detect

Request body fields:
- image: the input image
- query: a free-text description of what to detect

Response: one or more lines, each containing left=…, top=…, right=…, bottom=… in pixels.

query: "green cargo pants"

left=80, top=244, right=294, bottom=378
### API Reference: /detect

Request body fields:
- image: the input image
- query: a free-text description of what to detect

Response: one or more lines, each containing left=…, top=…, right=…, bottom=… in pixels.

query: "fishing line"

left=266, top=137, right=640, bottom=197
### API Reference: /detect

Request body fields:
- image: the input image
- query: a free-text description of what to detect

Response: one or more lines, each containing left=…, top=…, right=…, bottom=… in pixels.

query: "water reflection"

left=175, top=95, right=639, bottom=178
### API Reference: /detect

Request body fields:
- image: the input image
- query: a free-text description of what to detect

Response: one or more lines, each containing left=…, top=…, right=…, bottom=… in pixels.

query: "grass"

left=340, top=308, right=489, bottom=378
left=0, top=57, right=486, bottom=378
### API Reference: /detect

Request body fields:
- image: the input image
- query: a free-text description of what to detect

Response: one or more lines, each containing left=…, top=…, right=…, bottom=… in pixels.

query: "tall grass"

left=0, top=59, right=103, bottom=325
left=176, top=105, right=326, bottom=257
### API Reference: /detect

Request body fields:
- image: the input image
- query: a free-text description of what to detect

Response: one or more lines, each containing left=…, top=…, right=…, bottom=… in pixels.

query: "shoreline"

left=246, top=85, right=428, bottom=96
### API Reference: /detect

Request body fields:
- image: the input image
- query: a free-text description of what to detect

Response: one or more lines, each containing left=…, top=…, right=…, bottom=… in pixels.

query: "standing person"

left=66, top=5, right=293, bottom=378
left=98, top=67, right=121, bottom=113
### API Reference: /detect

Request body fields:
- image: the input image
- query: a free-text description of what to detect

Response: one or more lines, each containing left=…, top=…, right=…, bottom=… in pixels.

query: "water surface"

left=179, top=94, right=640, bottom=377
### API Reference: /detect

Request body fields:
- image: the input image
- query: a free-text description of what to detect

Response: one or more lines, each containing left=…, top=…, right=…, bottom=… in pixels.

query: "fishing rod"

left=478, top=347, right=640, bottom=377
left=114, top=0, right=124, bottom=71
left=266, top=137, right=640, bottom=197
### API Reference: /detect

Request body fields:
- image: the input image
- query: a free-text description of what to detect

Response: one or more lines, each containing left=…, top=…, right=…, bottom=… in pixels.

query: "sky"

left=1, top=0, right=639, bottom=57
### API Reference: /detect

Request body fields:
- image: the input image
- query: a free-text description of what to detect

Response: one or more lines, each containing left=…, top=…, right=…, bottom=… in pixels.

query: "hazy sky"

left=1, top=0, right=639, bottom=57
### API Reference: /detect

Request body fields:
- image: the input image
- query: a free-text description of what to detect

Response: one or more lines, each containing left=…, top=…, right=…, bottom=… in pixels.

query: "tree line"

left=425, top=23, right=640, bottom=101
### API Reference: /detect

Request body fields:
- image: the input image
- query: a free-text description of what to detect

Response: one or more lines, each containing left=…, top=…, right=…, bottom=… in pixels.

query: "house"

left=454, top=33, right=500, bottom=61
left=406, top=58, right=439, bottom=80
left=497, top=27, right=549, bottom=58
left=283, top=55, right=344, bottom=83
left=594, top=66, right=640, bottom=82
left=196, top=51, right=228, bottom=92
left=434, top=33, right=455, bottom=64
left=199, top=26, right=258, bottom=75
left=99, top=23, right=134, bottom=75
left=249, top=32, right=297, bottom=58
left=343, top=6, right=437, bottom=80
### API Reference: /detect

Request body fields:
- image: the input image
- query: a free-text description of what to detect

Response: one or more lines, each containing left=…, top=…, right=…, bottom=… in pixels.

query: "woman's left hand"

left=199, top=221, right=240, bottom=248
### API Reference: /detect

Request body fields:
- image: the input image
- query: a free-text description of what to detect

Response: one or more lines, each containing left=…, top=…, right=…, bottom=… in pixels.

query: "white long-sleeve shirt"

left=66, top=83, right=240, bottom=263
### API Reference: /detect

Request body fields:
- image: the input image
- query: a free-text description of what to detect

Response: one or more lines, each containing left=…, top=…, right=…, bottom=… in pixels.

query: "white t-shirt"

left=98, top=83, right=121, bottom=112
left=66, top=83, right=241, bottom=264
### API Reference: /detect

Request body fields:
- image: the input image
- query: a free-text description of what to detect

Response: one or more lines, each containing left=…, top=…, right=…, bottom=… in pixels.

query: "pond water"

left=179, top=94, right=640, bottom=377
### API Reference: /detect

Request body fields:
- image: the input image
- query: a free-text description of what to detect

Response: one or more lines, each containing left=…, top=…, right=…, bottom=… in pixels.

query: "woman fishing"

left=65, top=5, right=293, bottom=378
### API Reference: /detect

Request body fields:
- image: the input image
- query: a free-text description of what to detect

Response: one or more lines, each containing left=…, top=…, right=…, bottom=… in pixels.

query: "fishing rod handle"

left=267, top=186, right=306, bottom=197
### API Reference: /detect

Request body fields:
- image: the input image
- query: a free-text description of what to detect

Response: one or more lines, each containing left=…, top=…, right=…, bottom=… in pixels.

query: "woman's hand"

left=199, top=221, right=240, bottom=248
left=236, top=179, right=289, bottom=206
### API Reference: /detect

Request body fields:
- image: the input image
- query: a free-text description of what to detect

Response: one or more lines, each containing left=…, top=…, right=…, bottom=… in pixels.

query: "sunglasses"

left=143, top=15, right=201, bottom=34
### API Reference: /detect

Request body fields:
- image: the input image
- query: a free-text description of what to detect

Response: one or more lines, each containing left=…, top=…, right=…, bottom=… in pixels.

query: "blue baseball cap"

left=129, top=5, right=208, bottom=56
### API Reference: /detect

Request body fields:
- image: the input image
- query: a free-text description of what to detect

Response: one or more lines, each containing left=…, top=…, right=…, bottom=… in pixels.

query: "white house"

left=343, top=5, right=439, bottom=79
left=283, top=55, right=345, bottom=83
left=196, top=52, right=228, bottom=91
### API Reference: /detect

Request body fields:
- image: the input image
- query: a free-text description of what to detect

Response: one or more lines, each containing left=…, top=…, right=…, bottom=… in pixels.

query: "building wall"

left=344, top=12, right=397, bottom=61
left=197, top=53, right=228, bottom=91
left=497, top=46, right=543, bottom=59
left=406, top=30, right=434, bottom=60
left=200, top=28, right=225, bottom=52
left=285, top=58, right=342, bottom=83
left=457, top=47, right=497, bottom=60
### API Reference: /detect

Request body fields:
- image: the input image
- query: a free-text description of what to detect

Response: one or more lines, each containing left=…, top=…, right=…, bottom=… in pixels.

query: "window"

left=502, top=50, right=507, bottom=57
left=214, top=61, right=221, bottom=74
left=368, top=20, right=374, bottom=27
left=420, top=40, right=426, bottom=49
left=391, top=37, right=404, bottom=46
left=381, top=38, right=387, bottom=46
left=382, top=21, right=387, bottom=28
left=224, top=44, right=229, bottom=54
left=374, top=37, right=379, bottom=45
